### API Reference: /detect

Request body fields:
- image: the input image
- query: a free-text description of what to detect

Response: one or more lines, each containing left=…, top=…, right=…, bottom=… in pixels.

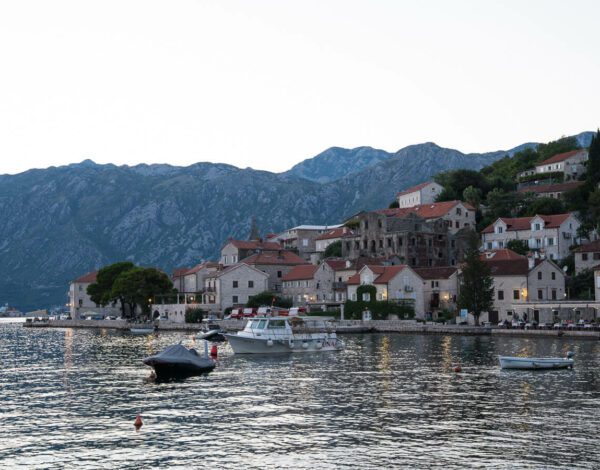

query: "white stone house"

left=477, top=249, right=566, bottom=324
left=397, top=181, right=444, bottom=208
left=573, top=240, right=600, bottom=274
left=181, top=262, right=221, bottom=293
left=481, top=213, right=580, bottom=260
left=281, top=264, right=319, bottom=306
left=534, top=149, right=589, bottom=180
left=346, top=265, right=424, bottom=316
left=315, top=227, right=352, bottom=253
left=413, top=266, right=459, bottom=317
left=68, top=271, right=120, bottom=319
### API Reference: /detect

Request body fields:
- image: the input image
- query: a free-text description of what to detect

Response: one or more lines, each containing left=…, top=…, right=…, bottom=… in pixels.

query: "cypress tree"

left=458, top=234, right=494, bottom=325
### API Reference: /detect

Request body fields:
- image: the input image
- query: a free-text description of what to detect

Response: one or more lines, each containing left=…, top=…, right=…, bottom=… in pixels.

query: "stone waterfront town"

left=68, top=147, right=600, bottom=327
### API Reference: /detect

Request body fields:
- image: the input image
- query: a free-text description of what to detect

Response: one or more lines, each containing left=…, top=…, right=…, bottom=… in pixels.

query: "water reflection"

left=0, top=324, right=599, bottom=469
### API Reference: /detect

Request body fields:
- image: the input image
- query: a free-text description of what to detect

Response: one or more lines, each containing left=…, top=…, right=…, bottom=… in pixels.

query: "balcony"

left=333, top=282, right=347, bottom=290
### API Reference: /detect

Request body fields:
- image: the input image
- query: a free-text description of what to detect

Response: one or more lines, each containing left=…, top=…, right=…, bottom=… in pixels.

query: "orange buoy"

left=134, top=414, right=143, bottom=429
left=454, top=365, right=462, bottom=373
left=210, top=345, right=218, bottom=357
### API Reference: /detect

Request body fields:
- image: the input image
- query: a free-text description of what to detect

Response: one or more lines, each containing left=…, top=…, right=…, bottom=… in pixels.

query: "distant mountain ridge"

left=0, top=131, right=593, bottom=310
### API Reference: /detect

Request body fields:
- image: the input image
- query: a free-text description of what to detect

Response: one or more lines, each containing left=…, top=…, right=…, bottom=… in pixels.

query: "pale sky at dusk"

left=0, top=0, right=599, bottom=175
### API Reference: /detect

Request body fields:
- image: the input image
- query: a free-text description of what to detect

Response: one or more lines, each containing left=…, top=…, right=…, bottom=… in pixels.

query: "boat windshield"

left=266, top=319, right=286, bottom=329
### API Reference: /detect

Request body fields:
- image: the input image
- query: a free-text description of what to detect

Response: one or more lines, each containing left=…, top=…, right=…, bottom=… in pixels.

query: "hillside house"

left=534, top=149, right=588, bottom=181
left=517, top=181, right=584, bottom=199
left=397, top=181, right=444, bottom=208
left=379, top=200, right=475, bottom=234
left=241, top=250, right=307, bottom=292
left=573, top=240, right=600, bottom=274
left=268, top=224, right=342, bottom=263
left=315, top=227, right=352, bottom=253
left=220, top=239, right=282, bottom=266
left=481, top=213, right=580, bottom=260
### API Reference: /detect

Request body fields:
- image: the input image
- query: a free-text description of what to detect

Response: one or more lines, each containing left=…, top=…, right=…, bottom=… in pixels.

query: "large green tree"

left=87, top=261, right=136, bottom=317
left=323, top=240, right=342, bottom=258
left=506, top=239, right=529, bottom=256
left=111, top=267, right=174, bottom=319
left=458, top=235, right=494, bottom=325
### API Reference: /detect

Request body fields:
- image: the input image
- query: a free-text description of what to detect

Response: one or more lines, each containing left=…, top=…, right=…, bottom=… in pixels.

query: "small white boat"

left=130, top=327, right=155, bottom=335
left=499, top=352, right=574, bottom=370
left=224, top=316, right=344, bottom=354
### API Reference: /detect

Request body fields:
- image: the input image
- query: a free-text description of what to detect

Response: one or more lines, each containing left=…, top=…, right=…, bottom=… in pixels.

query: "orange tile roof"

left=282, top=264, right=319, bottom=281
left=223, top=239, right=283, bottom=251
left=481, top=213, right=573, bottom=234
left=483, top=259, right=529, bottom=276
left=396, top=181, right=436, bottom=197
left=538, top=149, right=586, bottom=166
left=573, top=240, right=600, bottom=253
left=413, top=266, right=457, bottom=280
left=377, top=200, right=474, bottom=219
left=324, top=259, right=351, bottom=271
left=241, top=250, right=306, bottom=266
left=479, top=249, right=526, bottom=261
left=73, top=271, right=97, bottom=283
left=347, top=265, right=407, bottom=285
left=315, top=227, right=351, bottom=241
left=517, top=181, right=583, bottom=194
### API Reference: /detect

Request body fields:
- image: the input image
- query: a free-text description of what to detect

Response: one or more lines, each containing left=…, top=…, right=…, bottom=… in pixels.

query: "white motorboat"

left=224, top=316, right=344, bottom=354
left=130, top=327, right=155, bottom=335
left=499, top=352, right=574, bottom=370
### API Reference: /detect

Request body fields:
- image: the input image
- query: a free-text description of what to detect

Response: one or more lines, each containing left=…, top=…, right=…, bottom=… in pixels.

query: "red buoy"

left=454, top=365, right=462, bottom=373
left=210, top=345, right=218, bottom=357
left=134, top=414, right=143, bottom=429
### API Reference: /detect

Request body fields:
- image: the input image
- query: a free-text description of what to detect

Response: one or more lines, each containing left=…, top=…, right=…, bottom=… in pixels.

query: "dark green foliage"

left=388, top=200, right=399, bottom=208
left=566, top=269, right=594, bottom=300
left=458, top=234, right=494, bottom=325
left=185, top=307, right=205, bottom=323
left=517, top=172, right=563, bottom=184
left=87, top=261, right=136, bottom=317
left=559, top=253, right=575, bottom=276
left=323, top=240, right=342, bottom=258
left=521, top=197, right=566, bottom=216
left=343, top=300, right=415, bottom=320
left=246, top=291, right=293, bottom=309
left=586, top=130, right=600, bottom=187
left=111, top=267, right=174, bottom=319
left=435, top=169, right=489, bottom=202
left=462, top=186, right=482, bottom=209
left=307, top=310, right=341, bottom=319
left=506, top=239, right=530, bottom=256
left=480, top=148, right=539, bottom=181
left=356, top=284, right=377, bottom=302
left=536, top=136, right=579, bottom=162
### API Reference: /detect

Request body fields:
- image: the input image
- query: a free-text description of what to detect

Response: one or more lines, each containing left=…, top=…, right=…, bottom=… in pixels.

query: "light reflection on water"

left=1, top=324, right=599, bottom=469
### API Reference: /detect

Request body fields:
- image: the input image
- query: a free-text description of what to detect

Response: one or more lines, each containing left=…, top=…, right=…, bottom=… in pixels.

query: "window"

left=355, top=241, right=359, bottom=249
left=379, top=239, right=383, bottom=248
left=351, top=293, right=357, bottom=301
left=364, top=220, right=369, bottom=229
left=582, top=253, right=589, bottom=261
left=411, top=258, right=416, bottom=265
left=551, top=289, right=557, bottom=300
left=78, top=285, right=83, bottom=291
left=451, top=240, right=456, bottom=248
left=233, top=255, right=238, bottom=263
left=277, top=271, right=282, bottom=278
left=302, top=238, right=308, bottom=247
left=232, top=295, right=239, bottom=304
left=223, top=255, right=228, bottom=264
left=248, top=280, right=254, bottom=288
left=387, top=238, right=392, bottom=247
left=537, top=289, right=543, bottom=300
left=456, top=208, right=462, bottom=216
left=78, top=299, right=83, bottom=307
left=233, top=280, right=238, bottom=288
left=513, top=290, right=520, bottom=300
left=431, top=281, right=439, bottom=288
left=455, top=221, right=459, bottom=228
left=594, top=253, right=600, bottom=260
left=547, top=238, right=554, bottom=246
left=551, top=272, right=556, bottom=280
left=362, top=292, right=371, bottom=301
left=534, top=223, right=541, bottom=231
left=487, top=242, right=493, bottom=250
left=499, top=241, right=504, bottom=248
left=537, top=272, right=542, bottom=280
left=497, top=226, right=503, bottom=234
left=428, top=239, right=432, bottom=247
left=497, top=290, right=504, bottom=300
left=346, top=242, right=350, bottom=251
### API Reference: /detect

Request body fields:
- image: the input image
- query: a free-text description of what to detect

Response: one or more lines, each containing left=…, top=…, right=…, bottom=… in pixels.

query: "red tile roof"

left=483, top=259, right=530, bottom=276
left=324, top=259, right=351, bottom=271
left=479, top=249, right=526, bottom=261
left=377, top=200, right=474, bottom=219
left=538, top=149, right=586, bottom=166
left=413, top=266, right=457, bottom=280
left=347, top=265, right=407, bottom=285
left=481, top=213, right=573, bottom=234
left=172, top=267, right=189, bottom=278
left=241, top=250, right=306, bottom=266
left=282, top=264, right=319, bottom=281
left=315, top=227, right=351, bottom=241
left=73, top=271, right=97, bottom=283
left=517, top=181, right=583, bottom=194
left=224, top=239, right=283, bottom=251
left=396, top=181, right=436, bottom=197
left=183, top=262, right=220, bottom=275
left=573, top=240, right=600, bottom=253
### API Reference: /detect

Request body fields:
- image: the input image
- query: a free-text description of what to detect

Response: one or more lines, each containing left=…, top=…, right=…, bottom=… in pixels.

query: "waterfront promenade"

left=23, top=318, right=600, bottom=339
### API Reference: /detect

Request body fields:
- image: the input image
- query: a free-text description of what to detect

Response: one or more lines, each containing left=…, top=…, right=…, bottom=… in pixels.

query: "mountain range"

left=0, top=131, right=593, bottom=310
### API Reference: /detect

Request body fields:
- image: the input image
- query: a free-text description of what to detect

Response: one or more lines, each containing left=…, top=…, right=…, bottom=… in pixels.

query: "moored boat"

left=143, top=344, right=216, bottom=379
left=499, top=352, right=574, bottom=369
left=224, top=316, right=343, bottom=354
left=130, top=327, right=155, bottom=335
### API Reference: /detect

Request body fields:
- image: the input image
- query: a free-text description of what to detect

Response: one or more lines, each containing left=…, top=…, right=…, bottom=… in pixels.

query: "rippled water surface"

left=1, top=322, right=600, bottom=469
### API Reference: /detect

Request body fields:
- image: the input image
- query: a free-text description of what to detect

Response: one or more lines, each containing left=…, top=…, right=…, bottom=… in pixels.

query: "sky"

left=0, top=0, right=599, bottom=175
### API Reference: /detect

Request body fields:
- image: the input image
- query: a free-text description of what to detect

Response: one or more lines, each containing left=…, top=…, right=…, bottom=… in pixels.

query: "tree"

left=506, top=239, right=529, bottom=256
left=246, top=291, right=292, bottom=309
left=87, top=261, right=136, bottom=317
left=521, top=197, right=565, bottom=216
left=586, top=130, right=600, bottom=187
left=388, top=200, right=399, bottom=208
left=587, top=189, right=600, bottom=232
left=462, top=186, right=481, bottom=209
left=435, top=169, right=489, bottom=202
left=111, top=267, right=174, bottom=320
left=566, top=269, right=594, bottom=300
left=323, top=240, right=342, bottom=258
left=458, top=234, right=494, bottom=325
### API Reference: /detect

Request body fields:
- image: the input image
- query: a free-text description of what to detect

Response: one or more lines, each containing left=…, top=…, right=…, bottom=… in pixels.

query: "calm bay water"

left=1, top=321, right=600, bottom=469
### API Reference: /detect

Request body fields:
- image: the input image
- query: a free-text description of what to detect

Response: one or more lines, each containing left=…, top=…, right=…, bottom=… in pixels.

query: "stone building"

left=267, top=225, right=342, bottom=263
left=220, top=239, right=282, bottom=266
left=396, top=181, right=444, bottom=208
left=281, top=264, right=319, bottom=305
left=68, top=271, right=120, bottom=319
left=481, top=213, right=580, bottom=260
left=573, top=240, right=600, bottom=274
left=534, top=149, right=589, bottom=181
left=413, top=266, right=459, bottom=317
left=341, top=211, right=467, bottom=268
left=241, top=250, right=307, bottom=293
left=517, top=181, right=583, bottom=199
left=379, top=200, right=475, bottom=234
left=315, top=227, right=352, bottom=254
